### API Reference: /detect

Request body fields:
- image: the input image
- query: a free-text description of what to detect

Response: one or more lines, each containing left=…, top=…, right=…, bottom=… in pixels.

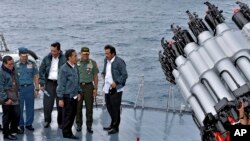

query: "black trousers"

left=62, top=97, right=77, bottom=137
left=105, top=92, right=122, bottom=130
left=2, top=104, right=20, bottom=135
left=43, top=80, right=62, bottom=125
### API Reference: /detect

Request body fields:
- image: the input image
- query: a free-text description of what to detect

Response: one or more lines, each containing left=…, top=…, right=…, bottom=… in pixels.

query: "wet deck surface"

left=0, top=106, right=200, bottom=141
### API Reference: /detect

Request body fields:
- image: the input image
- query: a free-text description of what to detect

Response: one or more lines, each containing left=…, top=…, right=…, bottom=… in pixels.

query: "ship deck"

left=0, top=105, right=200, bottom=141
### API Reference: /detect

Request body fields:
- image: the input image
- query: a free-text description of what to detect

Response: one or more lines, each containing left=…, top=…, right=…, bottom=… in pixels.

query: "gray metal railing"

left=0, top=34, right=9, bottom=52
left=134, top=75, right=144, bottom=109
left=166, top=84, right=176, bottom=112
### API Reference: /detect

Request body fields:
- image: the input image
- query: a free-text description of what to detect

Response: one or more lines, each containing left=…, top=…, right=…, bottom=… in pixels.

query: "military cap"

left=81, top=47, right=90, bottom=55
left=18, top=47, right=29, bottom=56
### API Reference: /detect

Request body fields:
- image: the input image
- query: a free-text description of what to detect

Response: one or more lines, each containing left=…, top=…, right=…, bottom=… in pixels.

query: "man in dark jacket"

left=39, top=42, right=66, bottom=128
left=0, top=56, right=20, bottom=140
left=57, top=49, right=81, bottom=139
left=102, top=45, right=128, bottom=134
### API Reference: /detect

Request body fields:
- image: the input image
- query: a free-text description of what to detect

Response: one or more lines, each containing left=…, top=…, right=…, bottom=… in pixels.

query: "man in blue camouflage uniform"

left=15, top=47, right=39, bottom=132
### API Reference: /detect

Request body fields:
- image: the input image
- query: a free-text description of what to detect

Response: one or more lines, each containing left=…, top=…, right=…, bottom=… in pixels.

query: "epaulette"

left=15, top=60, right=20, bottom=68
left=77, top=59, right=81, bottom=66
left=27, top=60, right=35, bottom=64
left=15, top=60, right=20, bottom=64
left=89, top=59, right=93, bottom=64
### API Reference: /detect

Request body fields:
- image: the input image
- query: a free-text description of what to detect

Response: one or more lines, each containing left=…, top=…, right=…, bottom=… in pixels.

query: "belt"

left=20, top=84, right=32, bottom=87
left=80, top=82, right=93, bottom=85
left=47, top=79, right=57, bottom=83
left=63, top=94, right=70, bottom=98
left=63, top=94, right=77, bottom=100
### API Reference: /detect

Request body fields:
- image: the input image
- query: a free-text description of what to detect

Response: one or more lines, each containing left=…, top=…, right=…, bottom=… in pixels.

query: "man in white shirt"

left=102, top=45, right=128, bottom=134
left=39, top=42, right=66, bottom=128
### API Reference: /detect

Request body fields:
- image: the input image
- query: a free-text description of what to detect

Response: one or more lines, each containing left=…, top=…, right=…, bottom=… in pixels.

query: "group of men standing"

left=0, top=43, right=128, bottom=140
left=0, top=47, right=39, bottom=140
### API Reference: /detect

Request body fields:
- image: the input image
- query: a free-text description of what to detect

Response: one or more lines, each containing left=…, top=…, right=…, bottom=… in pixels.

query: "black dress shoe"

left=4, top=134, right=17, bottom=140
left=63, top=135, right=79, bottom=140
left=76, top=126, right=81, bottom=132
left=10, top=127, right=24, bottom=135
left=108, top=128, right=118, bottom=134
left=17, top=128, right=24, bottom=134
left=18, top=127, right=25, bottom=134
left=87, top=127, right=93, bottom=133
left=44, top=122, right=50, bottom=128
left=103, top=126, right=112, bottom=131
left=25, top=125, right=34, bottom=131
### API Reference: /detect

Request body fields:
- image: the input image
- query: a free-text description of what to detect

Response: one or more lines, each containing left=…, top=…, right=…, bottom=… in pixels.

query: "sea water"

left=0, top=0, right=248, bottom=109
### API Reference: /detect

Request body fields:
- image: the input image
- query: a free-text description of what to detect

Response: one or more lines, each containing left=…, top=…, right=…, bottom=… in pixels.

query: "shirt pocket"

left=26, top=68, right=34, bottom=76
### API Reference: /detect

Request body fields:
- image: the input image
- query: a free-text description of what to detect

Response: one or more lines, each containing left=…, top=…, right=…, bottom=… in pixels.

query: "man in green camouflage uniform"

left=75, top=47, right=99, bottom=133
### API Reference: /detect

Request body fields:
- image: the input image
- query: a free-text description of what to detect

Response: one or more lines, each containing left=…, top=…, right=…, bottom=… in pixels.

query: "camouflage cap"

left=81, top=47, right=90, bottom=55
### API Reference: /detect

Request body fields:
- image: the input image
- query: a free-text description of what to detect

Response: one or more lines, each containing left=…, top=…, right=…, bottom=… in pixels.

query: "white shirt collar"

left=108, top=56, right=115, bottom=63
left=67, top=61, right=75, bottom=68
left=52, top=56, right=59, bottom=60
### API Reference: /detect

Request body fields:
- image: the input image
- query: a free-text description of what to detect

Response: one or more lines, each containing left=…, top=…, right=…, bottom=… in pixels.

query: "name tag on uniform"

left=27, top=64, right=33, bottom=69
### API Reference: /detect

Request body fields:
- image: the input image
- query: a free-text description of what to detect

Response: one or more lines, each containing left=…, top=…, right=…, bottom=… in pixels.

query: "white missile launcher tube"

left=198, top=31, right=249, bottom=96
left=197, top=47, right=214, bottom=69
left=175, top=56, right=217, bottom=115
left=173, top=69, right=205, bottom=126
left=184, top=42, right=234, bottom=101
left=215, top=23, right=250, bottom=82
left=242, top=22, right=250, bottom=37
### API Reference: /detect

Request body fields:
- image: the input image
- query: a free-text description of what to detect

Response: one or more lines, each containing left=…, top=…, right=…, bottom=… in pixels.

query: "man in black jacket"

left=39, top=42, right=66, bottom=128
left=102, top=45, right=128, bottom=134
left=57, top=49, right=81, bottom=139
left=0, top=56, right=20, bottom=140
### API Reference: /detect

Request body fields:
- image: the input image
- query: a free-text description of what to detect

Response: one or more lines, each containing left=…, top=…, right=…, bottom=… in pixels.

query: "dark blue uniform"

left=15, top=60, right=38, bottom=129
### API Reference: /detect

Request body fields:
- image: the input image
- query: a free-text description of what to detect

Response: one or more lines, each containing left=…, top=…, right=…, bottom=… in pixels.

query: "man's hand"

left=34, top=90, right=39, bottom=97
left=111, top=82, right=116, bottom=88
left=77, top=94, right=81, bottom=101
left=238, top=101, right=245, bottom=119
left=40, top=86, right=45, bottom=92
left=5, top=99, right=13, bottom=105
left=59, top=100, right=64, bottom=107
left=93, top=89, right=97, bottom=97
